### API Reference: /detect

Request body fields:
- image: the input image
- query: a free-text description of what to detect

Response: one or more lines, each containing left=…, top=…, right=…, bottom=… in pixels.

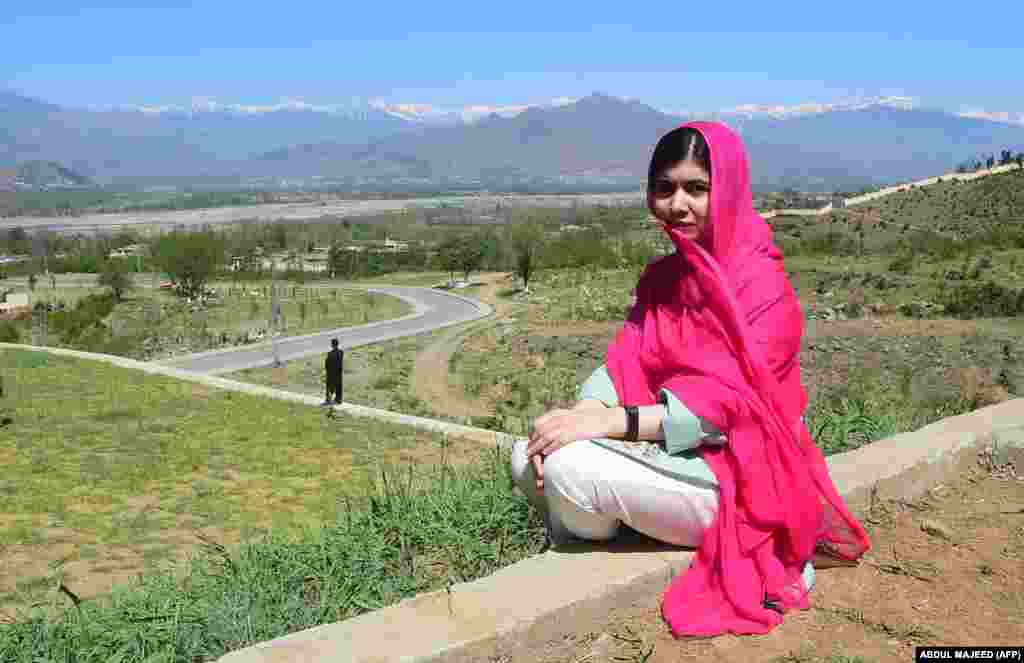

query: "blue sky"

left=2, top=1, right=1022, bottom=114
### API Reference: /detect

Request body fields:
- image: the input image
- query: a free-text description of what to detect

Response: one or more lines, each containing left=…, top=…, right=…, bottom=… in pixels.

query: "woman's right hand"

left=527, top=399, right=610, bottom=494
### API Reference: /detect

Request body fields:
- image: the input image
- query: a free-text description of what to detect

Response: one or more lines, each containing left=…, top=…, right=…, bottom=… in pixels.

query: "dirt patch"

left=410, top=272, right=526, bottom=419
left=532, top=464, right=1024, bottom=663
left=412, top=323, right=494, bottom=418
left=0, top=519, right=225, bottom=619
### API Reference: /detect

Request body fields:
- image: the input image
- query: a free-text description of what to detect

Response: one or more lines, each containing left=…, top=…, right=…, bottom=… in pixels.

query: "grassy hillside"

left=0, top=348, right=541, bottom=660
left=849, top=168, right=1024, bottom=238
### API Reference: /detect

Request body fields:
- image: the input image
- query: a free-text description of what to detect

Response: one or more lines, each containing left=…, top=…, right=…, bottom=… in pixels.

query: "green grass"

left=0, top=348, right=543, bottom=660
left=0, top=445, right=542, bottom=662
left=0, top=349, right=518, bottom=594
left=12, top=286, right=104, bottom=308
left=528, top=266, right=641, bottom=323
left=805, top=366, right=975, bottom=455
left=452, top=320, right=579, bottom=435
left=783, top=248, right=1024, bottom=314
left=353, top=269, right=456, bottom=287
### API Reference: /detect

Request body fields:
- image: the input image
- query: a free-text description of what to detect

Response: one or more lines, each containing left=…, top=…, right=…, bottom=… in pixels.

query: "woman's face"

left=648, top=158, right=711, bottom=242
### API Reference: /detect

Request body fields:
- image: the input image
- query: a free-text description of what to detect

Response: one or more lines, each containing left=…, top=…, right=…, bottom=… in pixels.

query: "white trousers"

left=510, top=439, right=719, bottom=547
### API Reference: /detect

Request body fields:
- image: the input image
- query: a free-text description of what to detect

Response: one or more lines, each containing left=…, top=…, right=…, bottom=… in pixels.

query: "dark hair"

left=331, top=338, right=339, bottom=347
left=647, top=127, right=712, bottom=184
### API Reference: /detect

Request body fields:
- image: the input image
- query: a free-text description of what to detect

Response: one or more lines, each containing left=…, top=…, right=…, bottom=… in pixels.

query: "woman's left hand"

left=527, top=407, right=615, bottom=458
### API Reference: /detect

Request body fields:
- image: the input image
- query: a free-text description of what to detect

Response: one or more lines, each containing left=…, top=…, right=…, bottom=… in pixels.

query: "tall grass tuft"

left=806, top=368, right=977, bottom=455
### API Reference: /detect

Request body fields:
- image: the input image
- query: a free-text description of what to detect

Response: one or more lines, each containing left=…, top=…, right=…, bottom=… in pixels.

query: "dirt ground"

left=529, top=461, right=1024, bottom=663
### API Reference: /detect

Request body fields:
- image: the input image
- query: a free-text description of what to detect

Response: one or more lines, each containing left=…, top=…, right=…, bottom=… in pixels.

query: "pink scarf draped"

left=606, top=122, right=870, bottom=637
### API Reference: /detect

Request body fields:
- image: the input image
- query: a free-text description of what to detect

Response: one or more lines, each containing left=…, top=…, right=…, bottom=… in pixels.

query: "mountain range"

left=2, top=90, right=1023, bottom=192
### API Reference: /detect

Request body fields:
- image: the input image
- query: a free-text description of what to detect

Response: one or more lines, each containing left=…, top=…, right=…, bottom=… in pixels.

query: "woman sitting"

left=511, top=121, right=870, bottom=637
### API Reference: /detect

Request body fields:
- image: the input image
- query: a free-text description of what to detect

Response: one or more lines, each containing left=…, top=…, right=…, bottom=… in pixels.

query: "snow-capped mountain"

left=369, top=97, right=577, bottom=125
left=957, top=109, right=1024, bottom=127
left=125, top=98, right=386, bottom=120
left=717, top=96, right=917, bottom=119
left=116, top=94, right=1021, bottom=131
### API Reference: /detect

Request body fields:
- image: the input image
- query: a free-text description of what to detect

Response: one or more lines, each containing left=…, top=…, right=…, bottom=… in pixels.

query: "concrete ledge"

left=215, top=398, right=1024, bottom=663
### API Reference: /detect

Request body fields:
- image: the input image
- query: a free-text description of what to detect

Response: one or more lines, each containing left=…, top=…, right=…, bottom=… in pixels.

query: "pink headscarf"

left=606, top=122, right=870, bottom=637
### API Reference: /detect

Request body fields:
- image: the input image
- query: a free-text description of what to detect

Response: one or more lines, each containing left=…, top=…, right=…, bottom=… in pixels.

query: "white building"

left=0, top=291, right=29, bottom=315
left=108, top=244, right=149, bottom=259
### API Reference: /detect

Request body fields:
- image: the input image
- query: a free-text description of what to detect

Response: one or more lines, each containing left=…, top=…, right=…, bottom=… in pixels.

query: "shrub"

left=0, top=320, right=20, bottom=342
left=47, top=293, right=117, bottom=346
left=942, top=281, right=1023, bottom=318
left=887, top=252, right=915, bottom=274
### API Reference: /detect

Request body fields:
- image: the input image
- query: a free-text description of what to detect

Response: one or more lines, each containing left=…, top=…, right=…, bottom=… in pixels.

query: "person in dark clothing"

left=324, top=338, right=344, bottom=405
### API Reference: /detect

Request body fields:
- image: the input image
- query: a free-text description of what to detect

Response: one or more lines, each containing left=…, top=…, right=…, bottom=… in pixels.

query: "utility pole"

left=270, top=266, right=282, bottom=367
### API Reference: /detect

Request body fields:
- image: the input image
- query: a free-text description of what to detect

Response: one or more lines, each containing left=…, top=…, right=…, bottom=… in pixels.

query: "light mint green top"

left=577, top=364, right=721, bottom=487
left=577, top=364, right=816, bottom=590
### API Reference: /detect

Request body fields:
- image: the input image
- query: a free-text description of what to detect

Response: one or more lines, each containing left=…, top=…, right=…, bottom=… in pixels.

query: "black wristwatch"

left=624, top=405, right=639, bottom=442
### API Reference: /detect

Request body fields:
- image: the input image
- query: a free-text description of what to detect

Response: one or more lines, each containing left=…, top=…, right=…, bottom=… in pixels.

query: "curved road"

left=158, top=286, right=491, bottom=375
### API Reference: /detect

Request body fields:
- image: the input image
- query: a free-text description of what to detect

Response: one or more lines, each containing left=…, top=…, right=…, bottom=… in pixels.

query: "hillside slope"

left=851, top=168, right=1024, bottom=237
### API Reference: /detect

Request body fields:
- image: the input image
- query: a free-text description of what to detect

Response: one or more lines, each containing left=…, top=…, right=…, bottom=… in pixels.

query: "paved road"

left=158, top=286, right=491, bottom=375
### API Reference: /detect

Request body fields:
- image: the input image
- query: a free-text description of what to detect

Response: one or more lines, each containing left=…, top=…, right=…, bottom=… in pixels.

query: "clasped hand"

left=526, top=405, right=616, bottom=494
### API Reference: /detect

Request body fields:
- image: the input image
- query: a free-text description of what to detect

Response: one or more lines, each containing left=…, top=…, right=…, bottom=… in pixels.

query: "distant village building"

left=830, top=194, right=847, bottom=209
left=0, top=291, right=30, bottom=317
left=228, top=239, right=411, bottom=274
left=107, top=244, right=150, bottom=259
left=341, top=237, right=410, bottom=254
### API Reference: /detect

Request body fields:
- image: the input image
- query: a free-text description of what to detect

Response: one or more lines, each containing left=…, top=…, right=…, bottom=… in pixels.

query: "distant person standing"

left=324, top=338, right=344, bottom=405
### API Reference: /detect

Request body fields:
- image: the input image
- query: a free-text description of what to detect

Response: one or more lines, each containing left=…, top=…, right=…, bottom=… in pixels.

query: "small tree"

left=151, top=230, right=226, bottom=299
left=98, top=260, right=133, bottom=302
left=327, top=242, right=345, bottom=278
left=434, top=236, right=462, bottom=284
left=455, top=236, right=485, bottom=281
left=27, top=273, right=37, bottom=292
left=510, top=221, right=545, bottom=292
